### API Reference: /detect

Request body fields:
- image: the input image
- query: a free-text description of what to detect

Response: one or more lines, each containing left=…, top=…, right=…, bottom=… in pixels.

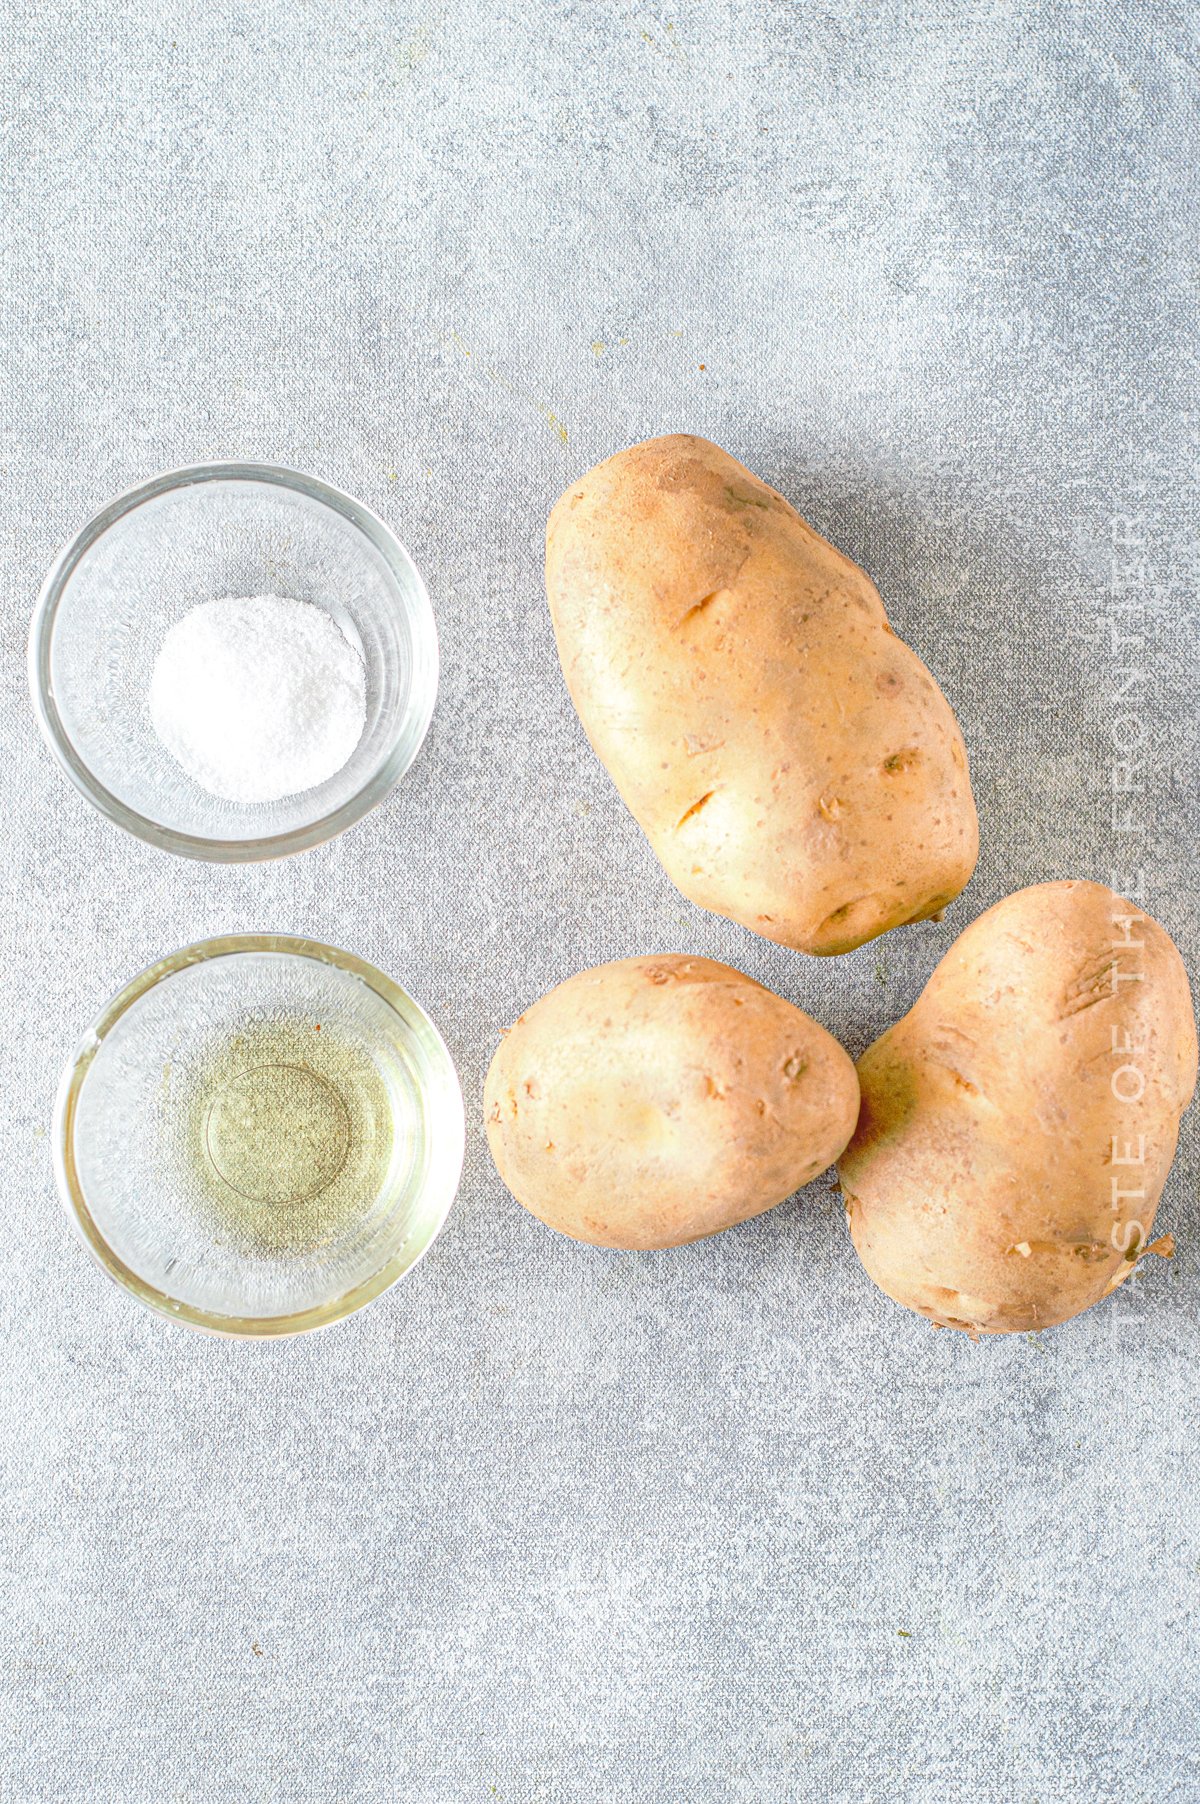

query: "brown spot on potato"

left=882, top=748, right=921, bottom=774
left=876, top=670, right=903, bottom=695
left=818, top=795, right=843, bottom=821
left=678, top=590, right=723, bottom=627
left=676, top=790, right=717, bottom=829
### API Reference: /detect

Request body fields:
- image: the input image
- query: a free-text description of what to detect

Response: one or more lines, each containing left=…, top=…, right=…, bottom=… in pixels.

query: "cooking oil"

left=178, top=1012, right=396, bottom=1257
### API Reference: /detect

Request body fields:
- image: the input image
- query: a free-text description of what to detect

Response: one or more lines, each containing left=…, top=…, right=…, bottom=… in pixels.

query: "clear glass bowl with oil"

left=54, top=937, right=464, bottom=1336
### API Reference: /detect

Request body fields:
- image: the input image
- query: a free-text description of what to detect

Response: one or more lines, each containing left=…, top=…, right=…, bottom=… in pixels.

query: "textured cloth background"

left=2, top=4, right=1198, bottom=1801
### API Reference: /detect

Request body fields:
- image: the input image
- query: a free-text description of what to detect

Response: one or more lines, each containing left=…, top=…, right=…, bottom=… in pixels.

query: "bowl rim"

left=27, top=460, right=439, bottom=863
left=54, top=934, right=466, bottom=1338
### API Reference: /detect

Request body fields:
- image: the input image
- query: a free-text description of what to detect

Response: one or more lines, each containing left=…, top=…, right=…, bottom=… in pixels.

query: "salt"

left=148, top=594, right=367, bottom=805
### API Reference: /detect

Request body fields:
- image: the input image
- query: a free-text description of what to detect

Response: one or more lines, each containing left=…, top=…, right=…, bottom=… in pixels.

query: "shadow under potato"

left=760, top=446, right=1106, bottom=899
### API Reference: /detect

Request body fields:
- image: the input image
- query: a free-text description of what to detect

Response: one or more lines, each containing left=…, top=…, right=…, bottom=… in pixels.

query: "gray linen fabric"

left=2, top=3, right=1198, bottom=1800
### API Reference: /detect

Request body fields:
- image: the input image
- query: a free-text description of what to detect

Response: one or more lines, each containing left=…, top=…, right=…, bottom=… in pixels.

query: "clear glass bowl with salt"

left=28, top=463, right=438, bottom=860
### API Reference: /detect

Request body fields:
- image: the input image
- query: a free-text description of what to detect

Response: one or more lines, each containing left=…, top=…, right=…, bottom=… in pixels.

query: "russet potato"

left=838, top=881, right=1197, bottom=1336
left=485, top=955, right=860, bottom=1249
left=546, top=434, right=978, bottom=955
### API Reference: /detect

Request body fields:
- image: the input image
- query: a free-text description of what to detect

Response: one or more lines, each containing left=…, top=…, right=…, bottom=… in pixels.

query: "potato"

left=838, top=881, right=1197, bottom=1336
left=484, top=955, right=860, bottom=1248
left=546, top=434, right=978, bottom=955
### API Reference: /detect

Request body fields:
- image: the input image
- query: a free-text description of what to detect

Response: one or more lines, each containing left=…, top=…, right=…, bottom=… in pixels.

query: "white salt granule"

left=148, top=594, right=368, bottom=805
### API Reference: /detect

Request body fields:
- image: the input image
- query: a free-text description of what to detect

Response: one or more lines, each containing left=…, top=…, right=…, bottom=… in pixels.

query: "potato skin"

left=546, top=434, right=978, bottom=955
left=838, top=881, right=1198, bottom=1336
left=484, top=955, right=860, bottom=1249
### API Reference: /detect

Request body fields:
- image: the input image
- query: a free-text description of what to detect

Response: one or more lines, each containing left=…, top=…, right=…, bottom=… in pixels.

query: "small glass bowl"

left=28, top=463, right=438, bottom=860
left=54, top=936, right=465, bottom=1337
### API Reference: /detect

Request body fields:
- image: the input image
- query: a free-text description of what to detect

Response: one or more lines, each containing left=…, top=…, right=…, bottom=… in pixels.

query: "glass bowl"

left=28, top=464, right=438, bottom=860
left=53, top=936, right=465, bottom=1337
